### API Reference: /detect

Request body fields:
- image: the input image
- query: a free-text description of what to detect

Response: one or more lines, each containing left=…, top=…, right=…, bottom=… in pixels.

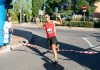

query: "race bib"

left=47, top=28, right=52, bottom=33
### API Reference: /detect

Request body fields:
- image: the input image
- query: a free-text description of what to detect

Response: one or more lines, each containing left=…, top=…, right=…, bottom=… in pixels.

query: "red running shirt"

left=45, top=21, right=56, bottom=38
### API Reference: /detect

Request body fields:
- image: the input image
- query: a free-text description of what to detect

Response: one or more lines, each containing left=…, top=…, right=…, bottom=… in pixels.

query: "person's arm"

left=53, top=13, right=62, bottom=25
left=11, top=21, right=14, bottom=33
left=10, top=20, right=14, bottom=33
left=8, top=17, right=14, bottom=33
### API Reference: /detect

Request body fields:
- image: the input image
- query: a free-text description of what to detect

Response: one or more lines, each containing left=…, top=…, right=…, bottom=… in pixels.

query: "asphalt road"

left=0, top=25, right=100, bottom=70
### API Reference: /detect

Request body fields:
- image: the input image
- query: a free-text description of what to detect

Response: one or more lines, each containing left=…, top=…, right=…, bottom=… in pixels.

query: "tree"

left=45, top=0, right=62, bottom=19
left=9, top=0, right=32, bottom=22
left=45, top=0, right=73, bottom=18
left=71, top=0, right=94, bottom=17
left=86, top=0, right=100, bottom=15
left=5, top=0, right=13, bottom=12
left=32, top=0, right=44, bottom=17
left=74, top=0, right=100, bottom=16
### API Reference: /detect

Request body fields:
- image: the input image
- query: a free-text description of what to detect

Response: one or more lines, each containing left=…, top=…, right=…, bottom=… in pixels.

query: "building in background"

left=94, top=2, right=100, bottom=18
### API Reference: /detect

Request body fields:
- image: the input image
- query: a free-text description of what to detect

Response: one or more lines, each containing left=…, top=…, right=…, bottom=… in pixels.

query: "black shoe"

left=53, top=61, right=58, bottom=65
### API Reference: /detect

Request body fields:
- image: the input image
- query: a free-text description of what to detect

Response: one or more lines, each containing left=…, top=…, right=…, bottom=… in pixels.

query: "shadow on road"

left=12, top=29, right=65, bottom=69
left=29, top=34, right=100, bottom=70
left=13, top=29, right=32, bottom=42
left=27, top=45, right=65, bottom=70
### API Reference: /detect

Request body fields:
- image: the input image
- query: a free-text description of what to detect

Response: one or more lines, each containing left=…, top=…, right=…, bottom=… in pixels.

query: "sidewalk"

left=0, top=29, right=32, bottom=54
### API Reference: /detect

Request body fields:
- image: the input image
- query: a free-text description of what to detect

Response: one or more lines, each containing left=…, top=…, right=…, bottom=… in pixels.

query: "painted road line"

left=82, top=37, right=100, bottom=49
left=90, top=45, right=100, bottom=49
left=82, top=37, right=94, bottom=48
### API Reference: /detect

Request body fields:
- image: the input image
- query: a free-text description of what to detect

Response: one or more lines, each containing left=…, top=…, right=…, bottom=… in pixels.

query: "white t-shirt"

left=3, top=21, right=12, bottom=43
left=3, top=21, right=12, bottom=33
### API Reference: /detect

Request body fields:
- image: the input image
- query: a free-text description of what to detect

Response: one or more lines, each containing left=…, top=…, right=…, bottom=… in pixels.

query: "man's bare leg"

left=51, top=44, right=58, bottom=63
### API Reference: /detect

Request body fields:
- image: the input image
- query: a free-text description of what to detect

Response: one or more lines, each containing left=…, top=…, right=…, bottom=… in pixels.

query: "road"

left=0, top=25, right=100, bottom=70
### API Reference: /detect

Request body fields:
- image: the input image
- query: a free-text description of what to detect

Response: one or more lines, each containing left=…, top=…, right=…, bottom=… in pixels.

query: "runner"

left=38, top=13, right=62, bottom=64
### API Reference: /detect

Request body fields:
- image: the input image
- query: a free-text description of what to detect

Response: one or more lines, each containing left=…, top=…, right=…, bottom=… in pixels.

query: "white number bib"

left=47, top=28, right=52, bottom=33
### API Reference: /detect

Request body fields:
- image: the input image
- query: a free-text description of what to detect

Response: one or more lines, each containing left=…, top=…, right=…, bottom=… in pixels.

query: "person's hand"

left=12, top=29, right=14, bottom=33
left=56, top=13, right=61, bottom=18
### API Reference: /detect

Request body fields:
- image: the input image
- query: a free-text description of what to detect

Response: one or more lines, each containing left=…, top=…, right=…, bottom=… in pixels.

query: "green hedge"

left=94, top=19, right=100, bottom=28
left=94, top=21, right=100, bottom=28
left=62, top=21, right=94, bottom=28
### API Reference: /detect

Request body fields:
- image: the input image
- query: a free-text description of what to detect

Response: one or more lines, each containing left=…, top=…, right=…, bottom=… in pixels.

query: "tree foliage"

left=75, top=0, right=100, bottom=16
left=45, top=0, right=61, bottom=15
left=7, top=0, right=100, bottom=21
left=32, top=0, right=44, bottom=17
left=45, top=0, right=100, bottom=17
left=75, top=0, right=90, bottom=15
left=9, top=0, right=32, bottom=21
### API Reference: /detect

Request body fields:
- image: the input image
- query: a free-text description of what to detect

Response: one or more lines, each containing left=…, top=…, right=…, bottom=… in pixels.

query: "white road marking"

left=92, top=45, right=100, bottom=49
left=82, top=37, right=93, bottom=48
left=82, top=37, right=100, bottom=49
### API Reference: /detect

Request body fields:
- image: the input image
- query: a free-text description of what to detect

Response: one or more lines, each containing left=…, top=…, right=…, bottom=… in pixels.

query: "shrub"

left=94, top=19, right=100, bottom=28
left=63, top=21, right=94, bottom=28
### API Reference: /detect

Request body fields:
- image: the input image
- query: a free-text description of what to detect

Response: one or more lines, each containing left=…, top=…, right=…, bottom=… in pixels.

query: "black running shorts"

left=47, top=36, right=58, bottom=47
